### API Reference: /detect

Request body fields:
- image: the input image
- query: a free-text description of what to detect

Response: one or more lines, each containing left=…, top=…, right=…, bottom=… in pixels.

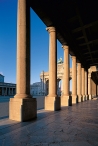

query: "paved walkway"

left=0, top=99, right=98, bottom=146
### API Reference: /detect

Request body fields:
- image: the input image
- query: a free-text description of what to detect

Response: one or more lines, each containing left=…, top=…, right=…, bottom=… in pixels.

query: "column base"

left=9, top=98, right=37, bottom=121
left=85, top=95, right=88, bottom=100
left=61, top=95, right=72, bottom=106
left=72, top=95, right=78, bottom=104
left=89, top=95, right=92, bottom=100
left=82, top=95, right=86, bottom=101
left=45, top=96, right=61, bottom=111
left=78, top=95, right=82, bottom=102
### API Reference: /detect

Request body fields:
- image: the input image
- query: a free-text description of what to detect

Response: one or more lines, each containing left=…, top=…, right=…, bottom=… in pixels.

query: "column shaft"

left=77, top=63, right=81, bottom=95
left=88, top=77, right=91, bottom=95
left=16, top=0, right=31, bottom=98
left=82, top=68, right=85, bottom=95
left=61, top=46, right=72, bottom=106
left=63, top=46, right=69, bottom=95
left=48, top=27, right=57, bottom=96
left=85, top=71, right=87, bottom=95
left=72, top=56, right=77, bottom=95
left=72, top=56, right=77, bottom=104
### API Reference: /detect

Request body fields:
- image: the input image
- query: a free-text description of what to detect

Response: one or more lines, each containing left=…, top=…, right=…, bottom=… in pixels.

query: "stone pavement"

left=0, top=99, right=98, bottom=146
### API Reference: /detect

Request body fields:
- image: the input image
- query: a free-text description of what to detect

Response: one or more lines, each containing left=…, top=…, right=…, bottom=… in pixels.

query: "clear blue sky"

left=0, top=0, right=72, bottom=90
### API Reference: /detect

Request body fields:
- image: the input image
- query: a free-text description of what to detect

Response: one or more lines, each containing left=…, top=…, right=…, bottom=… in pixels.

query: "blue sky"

left=0, top=0, right=72, bottom=90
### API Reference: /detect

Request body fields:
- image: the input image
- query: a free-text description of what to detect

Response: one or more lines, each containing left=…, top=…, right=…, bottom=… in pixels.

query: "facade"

left=0, top=74, right=16, bottom=96
left=30, top=82, right=42, bottom=96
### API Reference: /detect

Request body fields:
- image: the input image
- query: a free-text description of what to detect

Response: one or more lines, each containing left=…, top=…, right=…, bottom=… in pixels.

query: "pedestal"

left=78, top=95, right=82, bottom=102
left=9, top=98, right=37, bottom=121
left=89, top=95, right=92, bottom=100
left=45, top=96, right=61, bottom=111
left=61, top=95, right=72, bottom=106
left=72, top=95, right=78, bottom=104
left=85, top=95, right=88, bottom=100
left=82, top=95, right=86, bottom=101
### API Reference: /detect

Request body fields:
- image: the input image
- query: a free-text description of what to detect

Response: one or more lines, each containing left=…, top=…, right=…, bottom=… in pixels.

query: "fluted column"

left=81, top=67, right=85, bottom=101
left=45, top=27, right=60, bottom=111
left=61, top=45, right=72, bottom=106
left=77, top=63, right=82, bottom=102
left=85, top=70, right=88, bottom=100
left=72, top=56, right=77, bottom=104
left=9, top=0, right=37, bottom=121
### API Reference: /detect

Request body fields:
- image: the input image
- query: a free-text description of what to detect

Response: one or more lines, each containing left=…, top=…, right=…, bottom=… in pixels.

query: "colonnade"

left=9, top=0, right=97, bottom=121
left=1, top=87, right=16, bottom=96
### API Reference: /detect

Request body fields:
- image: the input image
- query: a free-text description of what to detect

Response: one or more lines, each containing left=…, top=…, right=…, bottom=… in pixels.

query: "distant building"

left=0, top=74, right=4, bottom=82
left=0, top=74, right=16, bottom=96
left=30, top=82, right=42, bottom=96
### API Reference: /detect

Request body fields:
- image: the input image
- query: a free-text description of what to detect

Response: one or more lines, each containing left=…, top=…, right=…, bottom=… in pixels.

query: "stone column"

left=72, top=56, right=77, bottom=104
left=85, top=70, right=88, bottom=100
left=61, top=45, right=72, bottom=106
left=77, top=63, right=82, bottom=102
left=9, top=0, right=37, bottom=121
left=81, top=67, right=85, bottom=101
left=88, top=74, right=92, bottom=100
left=45, top=26, right=60, bottom=111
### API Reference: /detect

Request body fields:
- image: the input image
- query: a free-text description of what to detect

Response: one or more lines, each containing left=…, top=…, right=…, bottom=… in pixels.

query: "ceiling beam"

left=84, top=50, right=98, bottom=55
left=74, top=3, right=94, bottom=64
left=72, top=20, right=98, bottom=33
left=76, top=36, right=84, bottom=40
left=79, top=38, right=98, bottom=46
left=67, top=15, right=78, bottom=22
left=87, top=58, right=98, bottom=61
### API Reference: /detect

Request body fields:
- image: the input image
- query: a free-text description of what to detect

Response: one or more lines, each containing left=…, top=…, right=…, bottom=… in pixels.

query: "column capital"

left=46, top=27, right=56, bottom=33
left=72, top=56, right=76, bottom=59
left=62, top=45, right=68, bottom=50
left=77, top=62, right=81, bottom=68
